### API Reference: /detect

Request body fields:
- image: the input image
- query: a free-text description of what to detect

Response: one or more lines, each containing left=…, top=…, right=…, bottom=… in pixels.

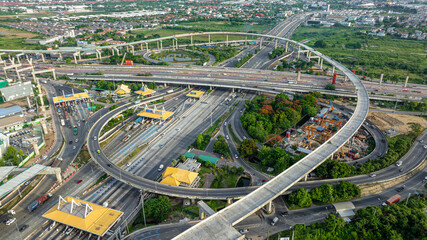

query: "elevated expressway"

left=85, top=34, right=368, bottom=196
left=21, top=32, right=368, bottom=238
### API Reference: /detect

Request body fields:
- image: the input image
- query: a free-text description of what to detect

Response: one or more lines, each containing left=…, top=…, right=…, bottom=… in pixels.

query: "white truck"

left=271, top=217, right=279, bottom=226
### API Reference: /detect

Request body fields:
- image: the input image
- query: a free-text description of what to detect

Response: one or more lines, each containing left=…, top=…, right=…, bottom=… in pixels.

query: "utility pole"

left=141, top=190, right=147, bottom=227
left=405, top=193, right=411, bottom=205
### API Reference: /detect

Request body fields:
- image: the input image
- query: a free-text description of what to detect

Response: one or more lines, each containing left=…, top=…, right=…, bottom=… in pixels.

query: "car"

left=97, top=150, right=101, bottom=154
left=424, top=145, right=427, bottom=149
left=25, top=181, right=31, bottom=186
left=77, top=180, right=82, bottom=184
left=69, top=141, right=72, bottom=144
left=93, top=136, right=97, bottom=141
left=75, top=139, right=78, bottom=143
left=8, top=209, right=15, bottom=215
left=65, top=227, right=73, bottom=235
left=158, top=164, right=164, bottom=172
left=239, top=229, right=249, bottom=233
left=399, top=168, right=404, bottom=172
left=235, top=154, right=238, bottom=159
left=369, top=174, right=376, bottom=178
left=226, top=135, right=229, bottom=140
left=126, top=162, right=131, bottom=167
left=396, top=161, right=402, bottom=167
left=280, top=211, right=288, bottom=217
left=6, top=218, right=16, bottom=226
left=176, top=128, right=180, bottom=131
left=42, top=155, right=47, bottom=160
left=72, top=146, right=76, bottom=150
left=420, top=139, right=424, bottom=143
left=19, top=225, right=28, bottom=232
left=107, top=164, right=111, bottom=167
left=262, top=179, right=267, bottom=182
left=396, top=186, right=405, bottom=192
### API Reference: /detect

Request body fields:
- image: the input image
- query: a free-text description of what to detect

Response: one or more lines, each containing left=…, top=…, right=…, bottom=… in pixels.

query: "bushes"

left=288, top=181, right=361, bottom=208
left=194, top=134, right=211, bottom=150
left=213, top=135, right=231, bottom=158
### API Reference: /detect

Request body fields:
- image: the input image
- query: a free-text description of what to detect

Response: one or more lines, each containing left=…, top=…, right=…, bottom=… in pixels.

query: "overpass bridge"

left=85, top=33, right=369, bottom=200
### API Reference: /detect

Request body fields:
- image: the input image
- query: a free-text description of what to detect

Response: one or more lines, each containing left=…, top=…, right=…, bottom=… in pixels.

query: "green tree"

left=239, top=139, right=257, bottom=157
left=213, top=135, right=231, bottom=157
left=144, top=196, right=172, bottom=223
left=196, top=134, right=204, bottom=149
left=289, top=188, right=312, bottom=207
left=66, top=58, right=72, bottom=64
left=325, top=84, right=336, bottom=90
left=314, top=40, right=327, bottom=48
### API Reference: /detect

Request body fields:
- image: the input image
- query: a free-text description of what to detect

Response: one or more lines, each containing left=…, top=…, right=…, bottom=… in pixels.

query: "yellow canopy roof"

left=161, top=167, right=198, bottom=186
left=113, top=84, right=131, bottom=95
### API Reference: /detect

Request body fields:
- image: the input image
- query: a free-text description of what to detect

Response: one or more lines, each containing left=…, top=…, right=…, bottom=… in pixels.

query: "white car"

left=235, top=154, right=238, bottom=159
left=65, top=227, right=73, bottom=235
left=424, top=145, right=427, bottom=149
left=158, top=164, right=164, bottom=172
left=6, top=218, right=16, bottom=226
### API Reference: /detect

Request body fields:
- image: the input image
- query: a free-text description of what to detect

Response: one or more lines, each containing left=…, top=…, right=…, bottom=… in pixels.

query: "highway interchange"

left=0, top=14, right=426, bottom=240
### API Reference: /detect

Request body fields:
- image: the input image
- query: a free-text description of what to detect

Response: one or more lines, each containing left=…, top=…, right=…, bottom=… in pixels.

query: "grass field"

left=0, top=26, right=42, bottom=49
left=292, top=26, right=427, bottom=84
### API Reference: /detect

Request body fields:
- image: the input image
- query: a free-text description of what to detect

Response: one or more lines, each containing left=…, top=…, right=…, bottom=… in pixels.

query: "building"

left=0, top=105, right=23, bottom=119
left=0, top=115, right=25, bottom=132
left=137, top=104, right=174, bottom=122
left=53, top=92, right=90, bottom=106
left=113, top=84, right=131, bottom=96
left=135, top=86, right=156, bottom=97
left=332, top=201, right=356, bottom=222
left=0, top=82, right=33, bottom=102
left=161, top=167, right=199, bottom=187
left=177, top=159, right=201, bottom=172
left=42, top=196, right=123, bottom=238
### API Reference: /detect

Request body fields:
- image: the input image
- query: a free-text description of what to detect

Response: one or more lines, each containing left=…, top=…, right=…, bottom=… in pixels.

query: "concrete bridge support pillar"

left=297, top=71, right=301, bottom=82
left=191, top=35, right=193, bottom=46
left=160, top=40, right=163, bottom=50
left=404, top=76, right=409, bottom=88
left=297, top=46, right=301, bottom=59
left=210, top=86, right=212, bottom=90
left=41, top=54, right=45, bottom=63
left=58, top=53, right=62, bottom=60
left=232, top=88, right=234, bottom=93
left=16, top=56, right=21, bottom=64
left=176, top=39, right=179, bottom=49
left=172, top=39, right=175, bottom=50
left=208, top=34, right=211, bottom=45
left=145, top=42, right=149, bottom=52
left=379, top=73, right=383, bottom=85
left=187, top=84, right=190, bottom=89
left=199, top=210, right=206, bottom=220
left=140, top=44, right=144, bottom=51
left=265, top=201, right=273, bottom=214
left=226, top=35, right=229, bottom=46
left=285, top=41, right=289, bottom=52
left=164, top=83, right=167, bottom=88
left=307, top=51, right=311, bottom=61
left=332, top=65, right=335, bottom=75
left=130, top=45, right=135, bottom=54
left=303, top=174, right=308, bottom=182
left=126, top=46, right=129, bottom=52
left=274, top=39, right=278, bottom=49
left=320, top=58, right=323, bottom=69
left=259, top=38, right=263, bottom=49
left=157, top=40, right=160, bottom=50
left=227, top=198, right=233, bottom=206
left=344, top=75, right=348, bottom=82
left=245, top=36, right=247, bottom=46
left=78, top=52, right=81, bottom=60
left=73, top=55, right=78, bottom=64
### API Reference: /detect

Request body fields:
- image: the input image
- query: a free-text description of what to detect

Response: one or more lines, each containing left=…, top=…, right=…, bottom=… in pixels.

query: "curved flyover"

left=84, top=33, right=369, bottom=202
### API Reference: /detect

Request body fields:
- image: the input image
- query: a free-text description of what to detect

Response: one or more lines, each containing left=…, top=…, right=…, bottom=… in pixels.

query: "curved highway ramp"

left=172, top=50, right=369, bottom=239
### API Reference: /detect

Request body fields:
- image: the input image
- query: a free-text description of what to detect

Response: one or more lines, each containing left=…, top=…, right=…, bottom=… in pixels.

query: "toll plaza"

left=186, top=90, right=205, bottom=99
left=135, top=87, right=156, bottom=97
left=137, top=104, right=174, bottom=123
left=42, top=196, right=123, bottom=238
left=52, top=92, right=90, bottom=106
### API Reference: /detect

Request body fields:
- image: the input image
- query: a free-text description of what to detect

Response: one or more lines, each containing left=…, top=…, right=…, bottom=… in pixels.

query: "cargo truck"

left=27, top=193, right=52, bottom=212
left=386, top=194, right=401, bottom=205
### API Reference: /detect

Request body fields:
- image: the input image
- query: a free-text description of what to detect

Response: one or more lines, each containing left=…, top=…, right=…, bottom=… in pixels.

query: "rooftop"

left=0, top=82, right=33, bottom=101
left=113, top=84, right=131, bottom=95
left=161, top=167, right=199, bottom=186
left=42, top=196, right=123, bottom=236
left=53, top=92, right=90, bottom=104
left=135, top=88, right=156, bottom=96
left=0, top=164, right=47, bottom=198
left=0, top=115, right=24, bottom=128
left=186, top=90, right=205, bottom=98
left=137, top=106, right=174, bottom=121
left=0, top=105, right=23, bottom=118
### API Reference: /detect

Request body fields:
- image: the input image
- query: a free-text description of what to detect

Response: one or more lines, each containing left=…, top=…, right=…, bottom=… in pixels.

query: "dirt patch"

left=0, top=27, right=39, bottom=39
left=203, top=173, right=215, bottom=188
left=367, top=112, right=427, bottom=134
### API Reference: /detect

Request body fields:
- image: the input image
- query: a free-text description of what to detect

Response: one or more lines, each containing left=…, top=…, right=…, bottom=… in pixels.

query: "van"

left=396, top=161, right=402, bottom=167
left=6, top=218, right=16, bottom=226
left=271, top=217, right=279, bottom=226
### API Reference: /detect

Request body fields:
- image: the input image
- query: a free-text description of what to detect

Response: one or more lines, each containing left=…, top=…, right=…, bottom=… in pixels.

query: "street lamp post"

left=141, top=190, right=147, bottom=228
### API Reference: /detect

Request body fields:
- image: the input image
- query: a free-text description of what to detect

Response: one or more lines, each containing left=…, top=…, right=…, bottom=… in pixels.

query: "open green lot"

left=292, top=26, right=427, bottom=84
left=0, top=26, right=43, bottom=50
